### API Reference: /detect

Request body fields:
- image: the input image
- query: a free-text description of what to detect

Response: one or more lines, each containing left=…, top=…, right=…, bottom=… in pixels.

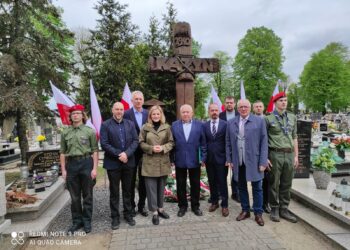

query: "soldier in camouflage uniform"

left=265, top=92, right=299, bottom=223
left=60, top=104, right=99, bottom=233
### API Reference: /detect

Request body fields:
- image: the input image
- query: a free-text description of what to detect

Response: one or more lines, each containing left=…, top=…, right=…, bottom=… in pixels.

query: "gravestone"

left=319, top=122, right=328, bottom=132
left=0, top=143, right=20, bottom=165
left=149, top=22, right=219, bottom=118
left=0, top=171, right=11, bottom=233
left=26, top=149, right=60, bottom=174
left=294, top=120, right=312, bottom=178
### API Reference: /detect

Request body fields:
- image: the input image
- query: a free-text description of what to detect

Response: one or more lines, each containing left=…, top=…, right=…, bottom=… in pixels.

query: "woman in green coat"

left=139, top=105, right=174, bottom=225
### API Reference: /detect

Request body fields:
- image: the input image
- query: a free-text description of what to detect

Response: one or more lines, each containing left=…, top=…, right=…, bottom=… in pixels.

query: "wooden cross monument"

left=148, top=22, right=219, bottom=118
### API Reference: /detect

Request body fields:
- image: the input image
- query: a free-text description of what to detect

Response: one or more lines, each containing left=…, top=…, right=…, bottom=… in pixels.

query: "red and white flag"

left=90, top=80, right=102, bottom=139
left=121, top=83, right=133, bottom=110
left=210, top=85, right=224, bottom=112
left=266, top=81, right=280, bottom=113
left=50, top=81, right=74, bottom=125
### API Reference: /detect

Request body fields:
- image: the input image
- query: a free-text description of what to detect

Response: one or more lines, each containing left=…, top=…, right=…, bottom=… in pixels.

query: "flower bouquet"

left=36, top=135, right=46, bottom=148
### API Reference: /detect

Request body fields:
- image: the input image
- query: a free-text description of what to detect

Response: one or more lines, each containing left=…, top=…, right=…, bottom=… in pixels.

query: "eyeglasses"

left=71, top=112, right=83, bottom=115
left=238, top=106, right=249, bottom=109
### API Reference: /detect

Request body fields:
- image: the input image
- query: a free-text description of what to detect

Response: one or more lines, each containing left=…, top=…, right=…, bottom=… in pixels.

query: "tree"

left=232, top=26, right=286, bottom=104
left=76, top=0, right=139, bottom=119
left=209, top=51, right=234, bottom=99
left=300, top=42, right=350, bottom=113
left=286, top=83, right=300, bottom=114
left=0, top=0, right=74, bottom=160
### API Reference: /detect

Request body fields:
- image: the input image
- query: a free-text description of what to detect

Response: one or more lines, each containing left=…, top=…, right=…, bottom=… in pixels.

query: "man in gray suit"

left=226, top=99, right=268, bottom=226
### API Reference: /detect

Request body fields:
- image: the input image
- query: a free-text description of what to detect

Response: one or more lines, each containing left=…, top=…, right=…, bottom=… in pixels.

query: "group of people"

left=60, top=90, right=299, bottom=234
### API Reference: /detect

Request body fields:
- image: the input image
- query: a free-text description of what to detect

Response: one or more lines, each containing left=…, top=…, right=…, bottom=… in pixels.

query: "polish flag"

left=266, top=81, right=280, bottom=113
left=240, top=80, right=246, bottom=100
left=210, top=85, right=224, bottom=112
left=121, top=83, right=133, bottom=110
left=90, top=80, right=102, bottom=139
left=50, top=81, right=74, bottom=125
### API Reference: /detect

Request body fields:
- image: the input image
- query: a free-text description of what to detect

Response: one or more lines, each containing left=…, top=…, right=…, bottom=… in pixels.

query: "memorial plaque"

left=26, top=149, right=60, bottom=174
left=294, top=120, right=312, bottom=178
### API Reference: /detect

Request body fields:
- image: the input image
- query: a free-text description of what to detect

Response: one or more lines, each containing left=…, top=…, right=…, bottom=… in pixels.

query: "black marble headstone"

left=294, top=120, right=312, bottom=178
left=320, top=123, right=328, bottom=132
left=26, top=149, right=60, bottom=174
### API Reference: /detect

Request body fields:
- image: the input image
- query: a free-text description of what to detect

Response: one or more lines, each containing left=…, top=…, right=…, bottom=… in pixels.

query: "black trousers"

left=176, top=167, right=201, bottom=211
left=107, top=165, right=133, bottom=219
left=66, top=157, right=94, bottom=226
left=263, top=171, right=270, bottom=205
left=130, top=149, right=147, bottom=210
left=206, top=162, right=228, bottom=208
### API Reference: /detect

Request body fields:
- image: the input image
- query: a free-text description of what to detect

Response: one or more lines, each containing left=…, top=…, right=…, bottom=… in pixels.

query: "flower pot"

left=313, top=170, right=331, bottom=190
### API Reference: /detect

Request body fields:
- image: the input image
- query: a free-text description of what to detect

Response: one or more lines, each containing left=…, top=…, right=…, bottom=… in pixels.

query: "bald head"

left=112, top=102, right=124, bottom=121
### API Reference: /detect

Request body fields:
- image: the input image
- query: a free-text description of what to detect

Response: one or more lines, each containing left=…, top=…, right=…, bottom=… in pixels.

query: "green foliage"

left=286, top=83, right=300, bottom=113
left=232, top=26, right=286, bottom=104
left=312, top=147, right=337, bottom=173
left=76, top=0, right=139, bottom=119
left=0, top=0, right=74, bottom=159
left=300, top=42, right=350, bottom=113
left=209, top=51, right=234, bottom=100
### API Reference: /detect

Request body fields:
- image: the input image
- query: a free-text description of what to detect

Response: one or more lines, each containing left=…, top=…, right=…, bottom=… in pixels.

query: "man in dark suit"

left=171, top=104, right=207, bottom=217
left=123, top=90, right=149, bottom=217
left=100, top=102, right=139, bottom=229
left=226, top=99, right=268, bottom=226
left=219, top=96, right=240, bottom=202
left=203, top=103, right=229, bottom=217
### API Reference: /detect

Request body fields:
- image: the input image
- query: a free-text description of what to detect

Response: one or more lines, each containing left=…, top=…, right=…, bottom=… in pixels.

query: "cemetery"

left=0, top=0, right=350, bottom=249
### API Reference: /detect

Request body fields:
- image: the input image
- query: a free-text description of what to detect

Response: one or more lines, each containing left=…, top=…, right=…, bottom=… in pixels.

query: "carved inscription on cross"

left=148, top=22, right=219, bottom=118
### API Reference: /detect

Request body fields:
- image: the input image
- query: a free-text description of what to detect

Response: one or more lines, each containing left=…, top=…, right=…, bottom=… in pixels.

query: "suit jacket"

left=203, top=119, right=227, bottom=166
left=124, top=108, right=148, bottom=135
left=219, top=110, right=239, bottom=121
left=171, top=119, right=207, bottom=168
left=100, top=118, right=139, bottom=170
left=225, top=114, right=268, bottom=182
left=124, top=107, right=148, bottom=158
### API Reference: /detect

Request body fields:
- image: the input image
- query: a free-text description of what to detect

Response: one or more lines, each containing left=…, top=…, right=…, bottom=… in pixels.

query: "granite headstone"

left=294, top=120, right=312, bottom=178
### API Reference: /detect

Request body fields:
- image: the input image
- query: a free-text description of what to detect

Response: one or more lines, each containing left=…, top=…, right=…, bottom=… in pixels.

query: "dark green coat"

left=139, top=123, right=174, bottom=177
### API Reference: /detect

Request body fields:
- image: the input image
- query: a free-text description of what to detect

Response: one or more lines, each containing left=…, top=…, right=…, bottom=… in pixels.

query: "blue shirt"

left=182, top=120, right=192, bottom=141
left=133, top=108, right=143, bottom=129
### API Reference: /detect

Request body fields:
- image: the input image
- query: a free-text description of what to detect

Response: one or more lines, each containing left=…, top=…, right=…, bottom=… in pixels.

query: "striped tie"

left=212, top=120, right=217, bottom=137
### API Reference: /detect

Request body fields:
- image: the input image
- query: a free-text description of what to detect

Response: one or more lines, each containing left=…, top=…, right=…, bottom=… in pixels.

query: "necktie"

left=239, top=118, right=246, bottom=137
left=212, top=120, right=217, bottom=137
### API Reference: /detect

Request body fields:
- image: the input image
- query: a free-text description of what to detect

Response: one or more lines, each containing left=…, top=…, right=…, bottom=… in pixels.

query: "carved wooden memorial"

left=149, top=22, right=219, bottom=118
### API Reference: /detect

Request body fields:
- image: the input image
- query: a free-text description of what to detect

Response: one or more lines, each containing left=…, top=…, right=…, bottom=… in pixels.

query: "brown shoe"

left=222, top=208, right=229, bottom=217
left=236, top=211, right=250, bottom=221
left=255, top=214, right=264, bottom=226
left=209, top=204, right=219, bottom=212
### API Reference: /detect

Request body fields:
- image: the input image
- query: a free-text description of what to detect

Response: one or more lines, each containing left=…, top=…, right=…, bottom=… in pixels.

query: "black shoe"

left=177, top=208, right=187, bottom=217
left=68, top=223, right=83, bottom=234
left=158, top=210, right=170, bottom=219
left=131, top=208, right=137, bottom=217
left=125, top=217, right=136, bottom=226
left=280, top=208, right=297, bottom=223
left=192, top=209, right=203, bottom=216
left=208, top=197, right=212, bottom=203
left=263, top=204, right=271, bottom=214
left=138, top=207, right=148, bottom=217
left=111, top=218, right=120, bottom=230
left=152, top=215, right=159, bottom=225
left=84, top=223, right=92, bottom=234
left=270, top=207, right=280, bottom=222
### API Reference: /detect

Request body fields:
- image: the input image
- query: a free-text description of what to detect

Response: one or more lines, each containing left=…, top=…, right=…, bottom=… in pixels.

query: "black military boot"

left=280, top=208, right=297, bottom=223
left=270, top=207, right=280, bottom=222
